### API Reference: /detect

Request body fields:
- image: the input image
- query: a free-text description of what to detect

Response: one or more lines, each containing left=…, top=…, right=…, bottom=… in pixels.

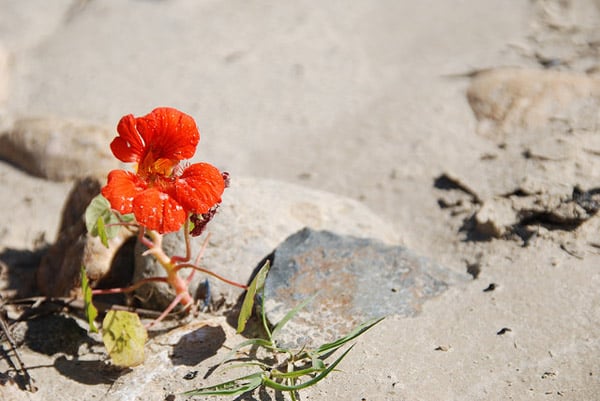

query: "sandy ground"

left=2, top=0, right=600, bottom=400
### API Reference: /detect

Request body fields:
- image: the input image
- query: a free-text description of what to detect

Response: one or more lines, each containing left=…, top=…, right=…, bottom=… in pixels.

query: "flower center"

left=138, top=149, right=178, bottom=175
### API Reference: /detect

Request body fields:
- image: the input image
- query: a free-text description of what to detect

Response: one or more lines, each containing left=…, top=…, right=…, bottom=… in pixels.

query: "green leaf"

left=237, top=260, right=270, bottom=334
left=85, top=194, right=112, bottom=234
left=271, top=293, right=317, bottom=341
left=85, top=194, right=131, bottom=247
left=102, top=310, right=148, bottom=367
left=80, top=266, right=98, bottom=333
left=181, top=372, right=263, bottom=397
left=263, top=345, right=355, bottom=391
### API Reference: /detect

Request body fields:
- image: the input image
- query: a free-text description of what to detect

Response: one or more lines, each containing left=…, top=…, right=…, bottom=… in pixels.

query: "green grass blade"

left=80, top=267, right=98, bottom=332
left=270, top=366, right=322, bottom=380
left=237, top=261, right=270, bottom=334
left=217, top=338, right=276, bottom=368
left=181, top=372, right=263, bottom=397
left=263, top=345, right=355, bottom=391
left=259, top=281, right=271, bottom=341
left=314, top=317, right=384, bottom=356
left=271, top=293, right=317, bottom=341
left=218, top=361, right=272, bottom=373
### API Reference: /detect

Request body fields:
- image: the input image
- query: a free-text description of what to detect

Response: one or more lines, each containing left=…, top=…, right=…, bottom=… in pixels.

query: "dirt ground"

left=1, top=1, right=600, bottom=400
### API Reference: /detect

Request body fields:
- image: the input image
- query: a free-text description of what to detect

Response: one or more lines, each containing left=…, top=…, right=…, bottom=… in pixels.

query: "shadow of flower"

left=170, top=325, right=226, bottom=366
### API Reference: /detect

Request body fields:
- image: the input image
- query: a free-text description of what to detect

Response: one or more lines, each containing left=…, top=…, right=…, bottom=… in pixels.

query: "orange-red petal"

left=136, top=107, right=199, bottom=162
left=111, top=114, right=146, bottom=163
left=109, top=108, right=200, bottom=168
left=101, top=170, right=146, bottom=214
left=173, top=163, right=225, bottom=214
left=132, top=187, right=186, bottom=233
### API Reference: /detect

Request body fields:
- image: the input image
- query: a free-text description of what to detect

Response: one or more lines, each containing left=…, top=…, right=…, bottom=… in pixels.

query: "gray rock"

left=263, top=228, right=467, bottom=348
left=36, top=177, right=102, bottom=297
left=133, top=229, right=203, bottom=311
left=37, top=177, right=134, bottom=297
left=0, top=116, right=119, bottom=181
left=467, top=67, right=600, bottom=138
left=133, top=176, right=400, bottom=311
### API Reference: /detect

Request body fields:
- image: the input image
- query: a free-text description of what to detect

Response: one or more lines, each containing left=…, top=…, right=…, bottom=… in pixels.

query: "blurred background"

left=0, top=0, right=530, bottom=246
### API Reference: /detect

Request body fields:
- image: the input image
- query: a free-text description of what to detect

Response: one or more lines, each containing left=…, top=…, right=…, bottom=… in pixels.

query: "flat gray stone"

left=263, top=228, right=467, bottom=348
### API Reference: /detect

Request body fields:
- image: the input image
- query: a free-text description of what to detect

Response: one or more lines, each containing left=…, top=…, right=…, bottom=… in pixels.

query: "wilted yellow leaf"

left=102, top=310, right=148, bottom=367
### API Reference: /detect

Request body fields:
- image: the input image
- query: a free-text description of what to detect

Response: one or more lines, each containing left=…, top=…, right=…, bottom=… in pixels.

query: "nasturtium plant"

left=81, top=107, right=243, bottom=368
left=76, top=107, right=381, bottom=397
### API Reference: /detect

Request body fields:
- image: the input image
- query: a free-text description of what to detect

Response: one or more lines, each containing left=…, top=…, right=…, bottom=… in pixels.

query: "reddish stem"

left=91, top=277, right=168, bottom=295
left=138, top=227, right=156, bottom=250
left=167, top=268, right=194, bottom=307
left=174, top=263, right=248, bottom=289
left=170, top=217, right=192, bottom=263
left=145, top=292, right=191, bottom=329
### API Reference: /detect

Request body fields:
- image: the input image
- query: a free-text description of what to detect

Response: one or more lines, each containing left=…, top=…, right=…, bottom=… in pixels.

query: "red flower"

left=101, top=107, right=225, bottom=233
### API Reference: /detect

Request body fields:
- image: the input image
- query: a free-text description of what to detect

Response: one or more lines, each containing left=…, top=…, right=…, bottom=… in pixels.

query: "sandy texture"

left=2, top=0, right=600, bottom=400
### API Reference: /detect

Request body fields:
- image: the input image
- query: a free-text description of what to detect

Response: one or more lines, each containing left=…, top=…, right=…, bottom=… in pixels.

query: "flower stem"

left=138, top=227, right=156, bottom=250
left=142, top=229, right=194, bottom=307
left=170, top=217, right=192, bottom=263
